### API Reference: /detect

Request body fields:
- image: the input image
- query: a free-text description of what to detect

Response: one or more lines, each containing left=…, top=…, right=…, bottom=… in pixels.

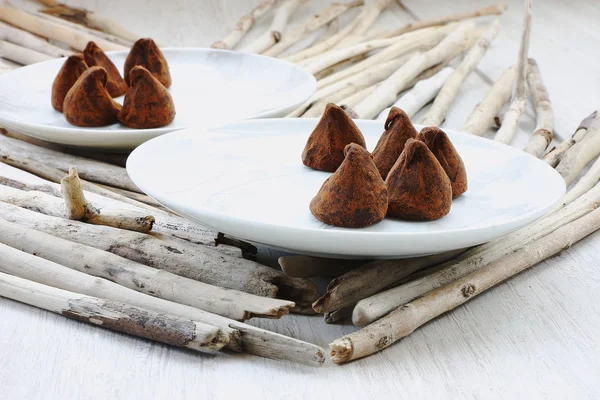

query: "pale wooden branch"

left=493, top=0, right=532, bottom=144
left=376, top=66, right=455, bottom=119
left=0, top=57, right=19, bottom=73
left=352, top=21, right=476, bottom=119
left=523, top=58, right=554, bottom=157
left=0, top=134, right=139, bottom=192
left=383, top=3, right=507, bottom=38
left=0, top=21, right=72, bottom=57
left=312, top=250, right=463, bottom=314
left=316, top=24, right=454, bottom=90
left=0, top=217, right=291, bottom=322
left=285, top=0, right=389, bottom=62
left=543, top=111, right=597, bottom=167
left=334, top=0, right=391, bottom=46
left=0, top=5, right=126, bottom=51
left=242, top=0, right=304, bottom=54
left=0, top=162, right=240, bottom=255
left=0, top=239, right=325, bottom=365
left=0, top=39, right=52, bottom=64
left=0, top=270, right=225, bottom=352
left=305, top=26, right=448, bottom=76
left=324, top=307, right=353, bottom=324
left=29, top=9, right=134, bottom=47
left=421, top=20, right=500, bottom=126
left=0, top=199, right=318, bottom=310
left=461, top=66, right=516, bottom=135
left=211, top=0, right=280, bottom=49
left=94, top=183, right=166, bottom=210
left=332, top=208, right=600, bottom=364
left=279, top=256, right=364, bottom=278
left=61, top=167, right=155, bottom=233
left=559, top=157, right=600, bottom=209
left=262, top=0, right=364, bottom=57
left=339, top=84, right=378, bottom=109
left=352, top=180, right=600, bottom=326
left=555, top=113, right=600, bottom=186
left=38, top=2, right=141, bottom=42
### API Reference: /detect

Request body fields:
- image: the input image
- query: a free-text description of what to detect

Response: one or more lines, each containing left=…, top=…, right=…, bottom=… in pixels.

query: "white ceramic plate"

left=0, top=48, right=315, bottom=150
left=127, top=119, right=566, bottom=258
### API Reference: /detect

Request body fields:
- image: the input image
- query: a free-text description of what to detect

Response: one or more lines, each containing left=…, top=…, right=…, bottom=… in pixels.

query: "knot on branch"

left=461, top=283, right=476, bottom=298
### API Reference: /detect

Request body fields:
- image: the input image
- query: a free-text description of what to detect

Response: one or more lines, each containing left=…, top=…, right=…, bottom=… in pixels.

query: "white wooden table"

left=2, top=1, right=600, bottom=399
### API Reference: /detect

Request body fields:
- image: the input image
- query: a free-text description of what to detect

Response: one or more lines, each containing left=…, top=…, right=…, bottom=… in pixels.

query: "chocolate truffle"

left=51, top=54, right=88, bottom=112
left=124, top=38, right=171, bottom=88
left=83, top=41, right=128, bottom=97
left=371, top=107, right=418, bottom=179
left=417, top=126, right=468, bottom=198
left=63, top=66, right=122, bottom=127
left=310, top=143, right=388, bottom=228
left=385, top=138, right=452, bottom=221
left=302, top=103, right=366, bottom=172
left=118, top=66, right=176, bottom=129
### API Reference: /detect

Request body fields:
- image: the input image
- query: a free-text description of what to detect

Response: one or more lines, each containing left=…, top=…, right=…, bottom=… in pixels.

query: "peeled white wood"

left=0, top=21, right=72, bottom=57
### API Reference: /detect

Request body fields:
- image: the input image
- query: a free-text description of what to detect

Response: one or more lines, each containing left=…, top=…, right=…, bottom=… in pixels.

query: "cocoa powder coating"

left=51, top=54, right=88, bottom=112
left=417, top=126, right=468, bottom=198
left=118, top=66, right=176, bottom=129
left=124, top=38, right=172, bottom=88
left=310, top=143, right=388, bottom=228
left=371, top=107, right=418, bottom=179
left=302, top=103, right=366, bottom=172
left=385, top=138, right=452, bottom=221
left=83, top=41, right=128, bottom=98
left=62, top=66, right=122, bottom=127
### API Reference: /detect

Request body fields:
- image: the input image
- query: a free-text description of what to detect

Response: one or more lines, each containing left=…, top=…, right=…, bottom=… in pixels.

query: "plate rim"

left=127, top=118, right=566, bottom=256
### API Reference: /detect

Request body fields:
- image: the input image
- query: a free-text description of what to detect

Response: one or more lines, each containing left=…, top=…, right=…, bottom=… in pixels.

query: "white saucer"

left=127, top=119, right=566, bottom=258
left=0, top=48, right=315, bottom=150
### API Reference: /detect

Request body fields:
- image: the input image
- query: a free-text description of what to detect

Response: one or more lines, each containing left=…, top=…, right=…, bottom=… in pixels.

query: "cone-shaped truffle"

left=302, top=103, right=366, bottom=172
left=83, top=41, right=128, bottom=98
left=417, top=127, right=468, bottom=198
left=51, top=54, right=88, bottom=112
left=118, top=66, right=176, bottom=129
left=371, top=107, right=418, bottom=179
left=124, top=38, right=171, bottom=88
left=63, top=66, right=122, bottom=127
left=310, top=143, right=388, bottom=228
left=386, top=138, right=452, bottom=221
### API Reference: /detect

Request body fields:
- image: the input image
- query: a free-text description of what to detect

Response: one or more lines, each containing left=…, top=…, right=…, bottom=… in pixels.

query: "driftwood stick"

left=543, top=111, right=598, bottom=167
left=0, top=57, right=19, bottom=73
left=212, top=0, right=279, bottom=49
left=285, top=0, right=390, bottom=62
left=0, top=21, right=71, bottom=57
left=0, top=39, right=52, bottom=64
left=331, top=208, right=600, bottom=364
left=0, top=134, right=139, bottom=192
left=27, top=9, right=134, bottom=47
left=94, top=183, right=167, bottom=210
left=61, top=167, right=155, bottom=233
left=523, top=58, right=554, bottom=157
left=315, top=24, right=454, bottom=90
left=421, top=20, right=500, bottom=126
left=262, top=0, right=364, bottom=57
left=0, top=163, right=244, bottom=257
left=215, top=232, right=258, bottom=261
left=305, top=26, right=447, bottom=76
left=555, top=113, right=600, bottom=186
left=0, top=271, right=225, bottom=352
left=384, top=3, right=507, bottom=38
left=559, top=157, right=600, bottom=209
left=0, top=240, right=325, bottom=365
left=279, top=256, right=364, bottom=278
left=0, top=5, right=126, bottom=51
left=493, top=0, right=532, bottom=144
left=242, top=0, right=304, bottom=54
left=0, top=200, right=318, bottom=309
left=312, top=250, right=463, bottom=314
left=38, top=2, right=141, bottom=42
left=352, top=181, right=600, bottom=326
left=352, top=22, right=475, bottom=119
left=462, top=66, right=516, bottom=135
left=339, top=84, right=378, bottom=109
left=337, top=0, right=391, bottom=40
left=0, top=218, right=290, bottom=321
left=376, top=66, right=455, bottom=119
left=324, top=307, right=353, bottom=324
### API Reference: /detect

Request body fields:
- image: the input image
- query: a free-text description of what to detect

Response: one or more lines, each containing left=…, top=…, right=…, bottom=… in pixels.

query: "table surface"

left=2, top=1, right=600, bottom=399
